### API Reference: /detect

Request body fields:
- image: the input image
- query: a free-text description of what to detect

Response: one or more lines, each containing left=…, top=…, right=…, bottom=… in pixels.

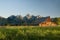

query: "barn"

left=34, top=16, right=57, bottom=26
left=38, top=16, right=57, bottom=27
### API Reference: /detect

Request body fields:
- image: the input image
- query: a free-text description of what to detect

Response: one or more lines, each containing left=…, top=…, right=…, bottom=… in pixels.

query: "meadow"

left=0, top=26, right=60, bottom=40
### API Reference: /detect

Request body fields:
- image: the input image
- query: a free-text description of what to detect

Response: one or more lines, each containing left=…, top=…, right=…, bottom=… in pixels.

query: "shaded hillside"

left=0, top=14, right=59, bottom=26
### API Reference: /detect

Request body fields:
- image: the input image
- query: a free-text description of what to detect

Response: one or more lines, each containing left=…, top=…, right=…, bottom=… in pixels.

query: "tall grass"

left=0, top=26, right=60, bottom=40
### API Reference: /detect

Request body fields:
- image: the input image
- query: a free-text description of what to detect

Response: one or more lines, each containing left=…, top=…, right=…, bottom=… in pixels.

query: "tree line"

left=0, top=14, right=60, bottom=26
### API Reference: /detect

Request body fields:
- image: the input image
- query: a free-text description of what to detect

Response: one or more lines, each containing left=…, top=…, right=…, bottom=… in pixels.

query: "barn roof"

left=34, top=16, right=50, bottom=24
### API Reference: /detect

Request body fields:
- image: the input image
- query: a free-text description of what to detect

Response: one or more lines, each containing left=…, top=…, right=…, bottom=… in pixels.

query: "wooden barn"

left=39, top=16, right=57, bottom=27
left=34, top=16, right=57, bottom=26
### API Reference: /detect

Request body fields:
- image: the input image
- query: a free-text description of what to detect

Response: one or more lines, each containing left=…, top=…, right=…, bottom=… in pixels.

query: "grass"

left=0, top=26, right=60, bottom=40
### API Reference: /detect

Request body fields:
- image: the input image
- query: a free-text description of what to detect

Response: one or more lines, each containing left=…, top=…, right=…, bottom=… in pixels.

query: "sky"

left=0, top=0, right=60, bottom=18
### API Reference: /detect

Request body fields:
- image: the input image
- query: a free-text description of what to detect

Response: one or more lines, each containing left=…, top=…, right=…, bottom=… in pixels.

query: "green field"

left=0, top=26, right=60, bottom=40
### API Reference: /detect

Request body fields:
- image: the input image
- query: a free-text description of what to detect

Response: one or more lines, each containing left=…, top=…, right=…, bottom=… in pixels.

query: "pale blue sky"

left=0, top=0, right=60, bottom=18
